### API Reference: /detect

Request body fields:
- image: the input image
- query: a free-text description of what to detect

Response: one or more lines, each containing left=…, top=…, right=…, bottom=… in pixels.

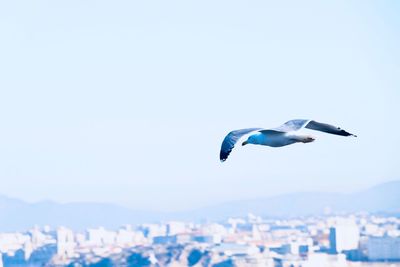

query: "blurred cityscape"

left=1, top=213, right=400, bottom=267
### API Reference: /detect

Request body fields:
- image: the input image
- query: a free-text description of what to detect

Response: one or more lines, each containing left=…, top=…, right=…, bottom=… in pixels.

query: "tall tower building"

left=57, top=227, right=75, bottom=259
left=329, top=220, right=360, bottom=253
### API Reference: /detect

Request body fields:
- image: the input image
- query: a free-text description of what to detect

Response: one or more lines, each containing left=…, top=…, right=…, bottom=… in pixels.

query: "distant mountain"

left=178, top=180, right=400, bottom=221
left=0, top=197, right=164, bottom=231
left=1, top=180, right=399, bottom=231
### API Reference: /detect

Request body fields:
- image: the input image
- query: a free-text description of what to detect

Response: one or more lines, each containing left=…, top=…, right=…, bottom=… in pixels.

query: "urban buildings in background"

left=0, top=213, right=400, bottom=267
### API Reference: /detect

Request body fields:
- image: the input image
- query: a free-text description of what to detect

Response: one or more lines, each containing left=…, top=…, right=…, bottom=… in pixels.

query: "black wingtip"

left=219, top=150, right=231, bottom=162
left=220, top=154, right=227, bottom=162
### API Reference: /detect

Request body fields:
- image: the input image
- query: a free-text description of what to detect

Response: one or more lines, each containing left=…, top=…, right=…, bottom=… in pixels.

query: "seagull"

left=220, top=119, right=356, bottom=162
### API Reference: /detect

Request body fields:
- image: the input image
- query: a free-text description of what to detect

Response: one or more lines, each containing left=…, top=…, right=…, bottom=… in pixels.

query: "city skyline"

left=1, top=212, right=400, bottom=266
left=1, top=1, right=399, bottom=211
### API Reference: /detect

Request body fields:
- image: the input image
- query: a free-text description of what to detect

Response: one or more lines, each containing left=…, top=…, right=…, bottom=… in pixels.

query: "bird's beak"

left=242, top=141, right=248, bottom=146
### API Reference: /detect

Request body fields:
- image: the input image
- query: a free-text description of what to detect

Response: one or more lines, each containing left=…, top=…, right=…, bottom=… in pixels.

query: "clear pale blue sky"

left=0, top=1, right=399, bottom=212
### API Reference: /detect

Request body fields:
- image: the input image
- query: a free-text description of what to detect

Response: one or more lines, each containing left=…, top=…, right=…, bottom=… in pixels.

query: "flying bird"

left=220, top=119, right=356, bottom=162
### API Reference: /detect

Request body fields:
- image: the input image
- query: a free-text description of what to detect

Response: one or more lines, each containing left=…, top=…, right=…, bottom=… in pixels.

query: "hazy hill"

left=0, top=180, right=399, bottom=231
left=181, top=180, right=400, bottom=221
left=0, top=197, right=163, bottom=231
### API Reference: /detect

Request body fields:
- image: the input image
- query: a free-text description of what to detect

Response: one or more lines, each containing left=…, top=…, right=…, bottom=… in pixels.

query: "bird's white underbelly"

left=258, top=133, right=298, bottom=147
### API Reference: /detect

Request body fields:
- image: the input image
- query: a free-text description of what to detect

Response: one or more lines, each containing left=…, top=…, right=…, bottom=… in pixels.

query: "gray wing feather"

left=220, top=128, right=263, bottom=162
left=305, top=120, right=357, bottom=137
left=272, top=119, right=311, bottom=132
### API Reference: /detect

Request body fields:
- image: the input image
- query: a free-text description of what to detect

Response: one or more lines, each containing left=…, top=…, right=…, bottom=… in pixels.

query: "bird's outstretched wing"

left=220, top=128, right=263, bottom=162
left=305, top=120, right=357, bottom=137
left=273, top=119, right=357, bottom=137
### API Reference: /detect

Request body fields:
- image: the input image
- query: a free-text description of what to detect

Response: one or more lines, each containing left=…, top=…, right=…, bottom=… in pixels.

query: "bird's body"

left=220, top=119, right=356, bottom=162
left=243, top=131, right=316, bottom=147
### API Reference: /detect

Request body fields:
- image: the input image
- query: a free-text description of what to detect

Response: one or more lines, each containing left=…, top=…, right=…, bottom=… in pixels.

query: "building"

left=367, top=236, right=400, bottom=261
left=329, top=220, right=359, bottom=253
left=57, top=227, right=75, bottom=258
left=167, top=221, right=186, bottom=236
